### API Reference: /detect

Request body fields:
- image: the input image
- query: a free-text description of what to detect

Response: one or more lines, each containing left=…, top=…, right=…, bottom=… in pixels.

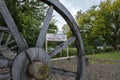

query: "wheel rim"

left=41, top=0, right=85, bottom=79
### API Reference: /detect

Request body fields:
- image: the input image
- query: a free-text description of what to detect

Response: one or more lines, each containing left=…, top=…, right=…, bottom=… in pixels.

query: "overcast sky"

left=53, top=0, right=105, bottom=32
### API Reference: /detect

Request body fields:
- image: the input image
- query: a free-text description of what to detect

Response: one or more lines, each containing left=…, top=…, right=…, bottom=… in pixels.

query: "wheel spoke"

left=51, top=68, right=77, bottom=77
left=0, top=0, right=28, bottom=51
left=0, top=32, right=4, bottom=44
left=36, top=6, right=53, bottom=48
left=0, top=59, right=12, bottom=68
left=49, top=37, right=76, bottom=58
left=0, top=73, right=11, bottom=79
left=10, top=45, right=17, bottom=50
left=0, top=26, right=9, bottom=31
left=5, top=33, right=11, bottom=46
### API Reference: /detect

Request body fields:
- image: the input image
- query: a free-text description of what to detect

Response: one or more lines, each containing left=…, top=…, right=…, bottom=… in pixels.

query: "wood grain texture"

left=28, top=62, right=50, bottom=80
left=0, top=59, right=11, bottom=68
left=0, top=0, right=28, bottom=51
left=12, top=51, right=30, bottom=80
left=36, top=6, right=53, bottom=48
left=40, top=1, right=85, bottom=80
left=12, top=48, right=51, bottom=80
left=0, top=32, right=4, bottom=44
left=49, top=37, right=76, bottom=58
left=0, top=73, right=10, bottom=79
left=0, top=26, right=9, bottom=31
left=76, top=56, right=85, bottom=80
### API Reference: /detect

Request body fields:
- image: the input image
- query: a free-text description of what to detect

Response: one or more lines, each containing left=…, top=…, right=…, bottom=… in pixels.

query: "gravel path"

left=0, top=56, right=120, bottom=80
left=49, top=57, right=120, bottom=80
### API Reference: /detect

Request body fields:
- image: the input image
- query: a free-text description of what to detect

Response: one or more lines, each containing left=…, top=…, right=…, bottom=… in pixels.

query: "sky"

left=53, top=0, right=105, bottom=33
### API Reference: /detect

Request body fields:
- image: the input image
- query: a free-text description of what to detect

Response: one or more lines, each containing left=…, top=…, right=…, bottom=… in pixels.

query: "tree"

left=48, top=19, right=58, bottom=33
left=76, top=0, right=120, bottom=50
left=62, top=24, right=72, bottom=38
left=0, top=0, right=58, bottom=46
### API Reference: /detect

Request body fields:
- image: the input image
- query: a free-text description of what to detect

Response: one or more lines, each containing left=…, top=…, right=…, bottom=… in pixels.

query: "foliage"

left=62, top=24, right=72, bottom=38
left=87, top=51, right=120, bottom=60
left=76, top=0, right=120, bottom=50
left=0, top=0, right=45, bottom=46
left=53, top=48, right=77, bottom=58
left=48, top=19, right=58, bottom=33
left=0, top=0, right=58, bottom=46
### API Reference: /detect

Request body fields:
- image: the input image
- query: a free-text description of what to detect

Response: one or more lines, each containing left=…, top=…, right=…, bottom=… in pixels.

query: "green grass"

left=87, top=51, right=120, bottom=61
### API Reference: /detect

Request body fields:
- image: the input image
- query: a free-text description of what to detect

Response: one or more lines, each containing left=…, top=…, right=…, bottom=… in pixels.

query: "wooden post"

left=28, top=62, right=50, bottom=80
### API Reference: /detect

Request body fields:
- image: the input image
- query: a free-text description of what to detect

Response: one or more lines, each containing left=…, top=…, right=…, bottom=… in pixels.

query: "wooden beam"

left=36, top=6, right=53, bottom=48
left=49, top=37, right=76, bottom=58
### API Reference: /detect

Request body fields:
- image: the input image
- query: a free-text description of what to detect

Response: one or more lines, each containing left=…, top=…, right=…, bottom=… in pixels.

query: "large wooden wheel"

left=0, top=27, right=17, bottom=79
left=0, top=27, right=18, bottom=54
left=0, top=0, right=85, bottom=80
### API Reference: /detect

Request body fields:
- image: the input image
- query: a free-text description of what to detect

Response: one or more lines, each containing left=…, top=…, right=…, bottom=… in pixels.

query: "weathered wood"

left=26, top=48, right=51, bottom=65
left=0, top=0, right=85, bottom=80
left=0, top=59, right=9, bottom=67
left=10, top=45, right=17, bottom=49
left=0, top=73, right=10, bottom=79
left=0, top=59, right=12, bottom=68
left=76, top=56, right=85, bottom=80
left=0, top=68, right=10, bottom=74
left=36, top=6, right=53, bottom=48
left=51, top=68, right=77, bottom=77
left=0, top=26, right=9, bottom=31
left=12, top=51, right=30, bottom=80
left=0, top=49, right=16, bottom=59
left=5, top=34, right=11, bottom=46
left=0, top=32, right=4, bottom=44
left=0, top=56, right=11, bottom=60
left=28, top=62, right=50, bottom=80
left=40, top=1, right=85, bottom=80
left=0, top=0, right=28, bottom=51
left=49, top=37, right=76, bottom=58
left=12, top=48, right=51, bottom=80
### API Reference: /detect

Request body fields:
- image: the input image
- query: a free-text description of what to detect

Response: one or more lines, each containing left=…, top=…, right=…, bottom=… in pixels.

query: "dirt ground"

left=48, top=57, right=120, bottom=80
left=0, top=57, right=120, bottom=80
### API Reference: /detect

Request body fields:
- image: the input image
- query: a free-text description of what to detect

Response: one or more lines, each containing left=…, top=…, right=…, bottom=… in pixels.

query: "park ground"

left=49, top=51, right=120, bottom=80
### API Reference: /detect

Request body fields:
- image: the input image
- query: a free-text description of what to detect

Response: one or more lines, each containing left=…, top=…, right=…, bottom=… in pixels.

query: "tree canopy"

left=63, top=0, right=120, bottom=50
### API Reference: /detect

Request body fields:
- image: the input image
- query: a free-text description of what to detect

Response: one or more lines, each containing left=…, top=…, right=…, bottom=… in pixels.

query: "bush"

left=104, top=46, right=114, bottom=52
left=53, top=48, right=77, bottom=58
left=84, top=46, right=95, bottom=55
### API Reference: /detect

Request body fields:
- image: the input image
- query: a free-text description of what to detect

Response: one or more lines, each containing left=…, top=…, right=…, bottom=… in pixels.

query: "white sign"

left=46, top=33, right=67, bottom=41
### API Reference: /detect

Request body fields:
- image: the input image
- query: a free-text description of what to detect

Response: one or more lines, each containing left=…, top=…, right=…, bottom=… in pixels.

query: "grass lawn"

left=86, top=51, right=120, bottom=61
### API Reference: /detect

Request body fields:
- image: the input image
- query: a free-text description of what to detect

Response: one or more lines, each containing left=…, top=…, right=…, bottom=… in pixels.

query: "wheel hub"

left=28, top=62, right=50, bottom=80
left=11, top=48, right=51, bottom=80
